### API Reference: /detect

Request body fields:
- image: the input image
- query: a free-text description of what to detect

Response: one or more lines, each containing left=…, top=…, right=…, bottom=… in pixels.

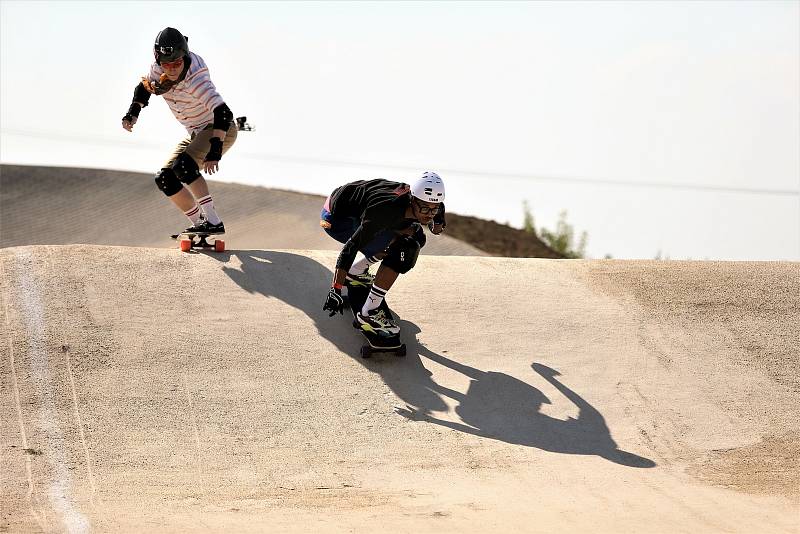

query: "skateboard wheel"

left=214, top=239, right=225, bottom=252
left=360, top=346, right=372, bottom=359
left=179, top=239, right=192, bottom=252
left=396, top=344, right=407, bottom=357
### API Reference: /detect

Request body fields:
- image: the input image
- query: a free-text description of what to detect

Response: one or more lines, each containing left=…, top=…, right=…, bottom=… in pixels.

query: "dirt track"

left=1, top=246, right=798, bottom=533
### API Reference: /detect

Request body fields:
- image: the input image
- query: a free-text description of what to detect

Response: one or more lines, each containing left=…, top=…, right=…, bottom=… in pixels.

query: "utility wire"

left=3, top=127, right=798, bottom=197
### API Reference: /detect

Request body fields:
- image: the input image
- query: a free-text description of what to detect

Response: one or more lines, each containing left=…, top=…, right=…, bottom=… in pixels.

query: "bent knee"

left=154, top=168, right=182, bottom=196
left=173, top=153, right=201, bottom=185
left=382, top=236, right=420, bottom=274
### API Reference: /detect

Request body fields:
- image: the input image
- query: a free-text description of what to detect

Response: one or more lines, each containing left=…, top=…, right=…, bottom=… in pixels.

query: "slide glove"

left=121, top=114, right=137, bottom=132
left=122, top=103, right=141, bottom=131
left=323, top=287, right=345, bottom=316
left=428, top=221, right=445, bottom=235
left=204, top=137, right=223, bottom=162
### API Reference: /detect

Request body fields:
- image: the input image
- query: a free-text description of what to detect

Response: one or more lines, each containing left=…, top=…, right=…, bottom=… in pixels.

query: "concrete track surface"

left=1, top=246, right=798, bottom=533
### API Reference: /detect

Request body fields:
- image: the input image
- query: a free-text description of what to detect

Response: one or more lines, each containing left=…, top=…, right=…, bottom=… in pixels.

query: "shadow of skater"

left=218, top=250, right=449, bottom=413
left=396, top=321, right=656, bottom=468
left=217, top=250, right=654, bottom=468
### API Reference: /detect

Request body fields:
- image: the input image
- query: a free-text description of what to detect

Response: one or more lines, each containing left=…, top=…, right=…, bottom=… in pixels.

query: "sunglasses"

left=414, top=199, right=441, bottom=215
left=161, top=57, right=183, bottom=69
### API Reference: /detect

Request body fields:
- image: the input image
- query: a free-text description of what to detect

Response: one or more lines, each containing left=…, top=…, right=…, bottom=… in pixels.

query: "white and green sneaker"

left=346, top=270, right=376, bottom=287
left=356, top=308, right=400, bottom=336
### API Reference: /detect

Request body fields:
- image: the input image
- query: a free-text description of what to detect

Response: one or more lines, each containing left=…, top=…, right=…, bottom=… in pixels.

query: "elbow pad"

left=133, top=82, right=151, bottom=108
left=212, top=103, right=233, bottom=131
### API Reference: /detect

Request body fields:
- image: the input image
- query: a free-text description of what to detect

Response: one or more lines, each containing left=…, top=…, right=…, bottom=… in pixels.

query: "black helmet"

left=154, top=27, right=188, bottom=64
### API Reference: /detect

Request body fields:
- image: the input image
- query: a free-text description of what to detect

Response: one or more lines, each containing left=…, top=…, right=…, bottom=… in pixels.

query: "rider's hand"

left=203, top=137, right=223, bottom=174
left=203, top=160, right=219, bottom=174
left=122, top=114, right=137, bottom=132
left=428, top=222, right=445, bottom=235
left=323, top=287, right=344, bottom=316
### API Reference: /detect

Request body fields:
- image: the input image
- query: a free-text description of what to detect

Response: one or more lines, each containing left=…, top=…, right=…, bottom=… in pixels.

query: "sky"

left=1, top=0, right=798, bottom=260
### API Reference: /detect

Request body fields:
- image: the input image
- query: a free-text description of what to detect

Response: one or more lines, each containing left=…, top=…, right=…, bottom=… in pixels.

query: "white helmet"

left=411, top=171, right=445, bottom=203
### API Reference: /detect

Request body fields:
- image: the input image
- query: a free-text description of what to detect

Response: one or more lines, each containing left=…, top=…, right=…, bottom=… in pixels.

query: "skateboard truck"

left=171, top=232, right=225, bottom=252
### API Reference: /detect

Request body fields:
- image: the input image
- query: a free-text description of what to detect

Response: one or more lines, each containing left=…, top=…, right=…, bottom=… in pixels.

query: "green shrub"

left=523, top=203, right=587, bottom=259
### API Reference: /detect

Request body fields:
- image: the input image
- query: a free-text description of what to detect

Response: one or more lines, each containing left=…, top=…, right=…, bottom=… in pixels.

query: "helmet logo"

left=158, top=46, right=175, bottom=55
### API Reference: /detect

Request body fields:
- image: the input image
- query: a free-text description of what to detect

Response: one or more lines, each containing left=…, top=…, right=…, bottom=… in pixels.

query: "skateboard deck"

left=170, top=232, right=225, bottom=252
left=346, top=281, right=406, bottom=359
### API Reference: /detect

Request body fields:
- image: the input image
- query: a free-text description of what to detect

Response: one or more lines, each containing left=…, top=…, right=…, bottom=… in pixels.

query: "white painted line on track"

left=9, top=336, right=49, bottom=531
left=16, top=248, right=90, bottom=533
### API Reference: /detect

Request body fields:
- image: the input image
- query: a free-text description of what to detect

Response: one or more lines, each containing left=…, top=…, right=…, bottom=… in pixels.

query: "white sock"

left=184, top=204, right=203, bottom=225
left=197, top=195, right=221, bottom=225
left=348, top=254, right=378, bottom=275
left=362, top=284, right=388, bottom=315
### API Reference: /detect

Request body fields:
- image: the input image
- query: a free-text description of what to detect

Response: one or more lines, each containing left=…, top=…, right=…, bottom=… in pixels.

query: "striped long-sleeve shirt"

left=147, top=52, right=225, bottom=134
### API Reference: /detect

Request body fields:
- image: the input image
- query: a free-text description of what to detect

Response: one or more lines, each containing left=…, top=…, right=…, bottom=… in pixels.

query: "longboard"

left=346, top=281, right=406, bottom=359
left=170, top=232, right=225, bottom=252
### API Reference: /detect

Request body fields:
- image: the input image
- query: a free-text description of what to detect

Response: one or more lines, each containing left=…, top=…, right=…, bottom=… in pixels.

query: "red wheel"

left=179, top=239, right=192, bottom=252
left=214, top=239, right=225, bottom=252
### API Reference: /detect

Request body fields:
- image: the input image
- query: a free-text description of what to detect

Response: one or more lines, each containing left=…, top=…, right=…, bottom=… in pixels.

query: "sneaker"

left=184, top=219, right=225, bottom=235
left=345, top=270, right=375, bottom=287
left=356, top=308, right=400, bottom=336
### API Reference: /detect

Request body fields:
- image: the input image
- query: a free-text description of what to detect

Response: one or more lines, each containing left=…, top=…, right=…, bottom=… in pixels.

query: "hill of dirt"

left=0, top=164, right=560, bottom=257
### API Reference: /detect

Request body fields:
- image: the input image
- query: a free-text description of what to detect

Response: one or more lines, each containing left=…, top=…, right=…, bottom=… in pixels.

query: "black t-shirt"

left=329, top=179, right=446, bottom=270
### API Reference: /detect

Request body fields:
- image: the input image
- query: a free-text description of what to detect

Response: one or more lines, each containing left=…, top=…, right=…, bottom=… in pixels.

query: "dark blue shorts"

left=321, top=206, right=396, bottom=258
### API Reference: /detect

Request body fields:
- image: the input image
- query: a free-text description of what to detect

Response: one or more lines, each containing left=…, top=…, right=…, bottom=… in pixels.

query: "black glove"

left=122, top=103, right=141, bottom=129
left=323, top=287, right=344, bottom=316
left=204, top=137, right=223, bottom=162
left=428, top=221, right=445, bottom=235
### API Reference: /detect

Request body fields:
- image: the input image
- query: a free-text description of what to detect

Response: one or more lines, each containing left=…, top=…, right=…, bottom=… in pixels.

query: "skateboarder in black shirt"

left=321, top=172, right=447, bottom=334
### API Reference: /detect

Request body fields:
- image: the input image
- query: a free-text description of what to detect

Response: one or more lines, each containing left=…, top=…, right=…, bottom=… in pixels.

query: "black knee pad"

left=382, top=235, right=421, bottom=274
left=154, top=168, right=182, bottom=196
left=172, top=152, right=201, bottom=185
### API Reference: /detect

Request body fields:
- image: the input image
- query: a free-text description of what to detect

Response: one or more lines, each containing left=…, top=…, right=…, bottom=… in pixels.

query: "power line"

left=3, top=127, right=798, bottom=197
left=237, top=149, right=800, bottom=197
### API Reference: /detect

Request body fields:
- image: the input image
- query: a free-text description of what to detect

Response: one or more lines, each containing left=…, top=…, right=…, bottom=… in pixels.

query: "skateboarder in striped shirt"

left=121, top=27, right=236, bottom=235
left=321, top=172, right=447, bottom=334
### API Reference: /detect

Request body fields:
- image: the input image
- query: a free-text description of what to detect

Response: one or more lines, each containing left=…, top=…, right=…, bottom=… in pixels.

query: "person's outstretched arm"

left=121, top=81, right=152, bottom=131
